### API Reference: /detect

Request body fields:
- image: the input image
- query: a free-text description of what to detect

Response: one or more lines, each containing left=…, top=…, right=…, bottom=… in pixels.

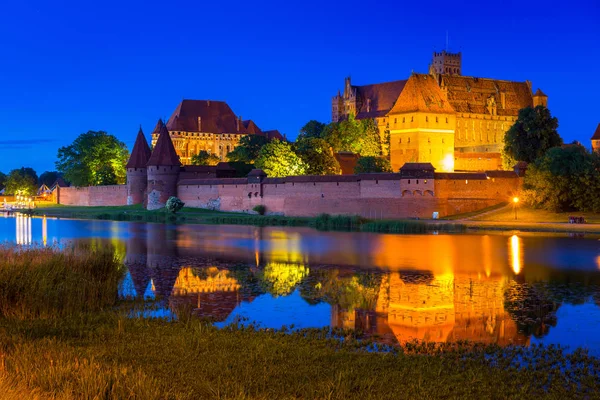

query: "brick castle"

left=332, top=51, right=548, bottom=172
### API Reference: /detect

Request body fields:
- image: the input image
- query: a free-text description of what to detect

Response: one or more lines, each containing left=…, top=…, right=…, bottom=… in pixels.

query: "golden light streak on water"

left=510, top=235, right=521, bottom=274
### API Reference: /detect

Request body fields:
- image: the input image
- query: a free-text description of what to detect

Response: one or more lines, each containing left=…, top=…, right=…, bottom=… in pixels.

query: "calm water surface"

left=2, top=214, right=600, bottom=354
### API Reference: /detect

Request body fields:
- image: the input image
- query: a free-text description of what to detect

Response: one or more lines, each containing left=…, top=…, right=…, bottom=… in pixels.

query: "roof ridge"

left=147, top=123, right=181, bottom=167
left=126, top=126, right=152, bottom=169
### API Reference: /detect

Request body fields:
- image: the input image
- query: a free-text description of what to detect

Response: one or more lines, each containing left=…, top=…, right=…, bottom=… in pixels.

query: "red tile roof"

left=126, top=126, right=152, bottom=169
left=242, top=120, right=262, bottom=134
left=147, top=123, right=181, bottom=166
left=388, top=74, right=454, bottom=114
left=354, top=79, right=407, bottom=118
left=152, top=118, right=165, bottom=134
left=166, top=99, right=251, bottom=134
left=441, top=75, right=532, bottom=116
left=261, top=129, right=284, bottom=141
left=592, top=123, right=600, bottom=140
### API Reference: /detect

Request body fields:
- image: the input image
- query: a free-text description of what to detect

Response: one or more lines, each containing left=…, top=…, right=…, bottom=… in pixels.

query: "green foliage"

left=354, top=156, right=392, bottom=173
left=360, top=220, right=466, bottom=233
left=321, top=116, right=382, bottom=156
left=255, top=139, right=306, bottom=177
left=190, top=150, right=220, bottom=166
left=0, top=171, right=6, bottom=190
left=522, top=145, right=600, bottom=212
left=503, top=106, right=562, bottom=163
left=382, top=128, right=391, bottom=157
left=501, top=147, right=518, bottom=171
left=228, top=161, right=254, bottom=177
left=311, top=213, right=363, bottom=231
left=166, top=196, right=185, bottom=214
left=258, top=262, right=309, bottom=297
left=227, top=135, right=269, bottom=163
left=294, top=137, right=341, bottom=175
left=56, top=131, right=129, bottom=186
left=4, top=167, right=38, bottom=196
left=38, top=171, right=60, bottom=187
left=298, top=120, right=326, bottom=140
left=252, top=204, right=266, bottom=215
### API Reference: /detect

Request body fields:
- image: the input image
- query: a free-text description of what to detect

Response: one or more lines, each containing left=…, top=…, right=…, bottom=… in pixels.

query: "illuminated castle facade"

left=332, top=51, right=548, bottom=172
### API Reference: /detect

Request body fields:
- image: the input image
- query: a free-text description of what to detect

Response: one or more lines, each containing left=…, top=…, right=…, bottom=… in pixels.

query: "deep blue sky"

left=0, top=0, right=598, bottom=174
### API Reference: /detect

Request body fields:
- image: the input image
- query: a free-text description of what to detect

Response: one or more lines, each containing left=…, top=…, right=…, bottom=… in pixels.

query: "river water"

left=2, top=214, right=600, bottom=354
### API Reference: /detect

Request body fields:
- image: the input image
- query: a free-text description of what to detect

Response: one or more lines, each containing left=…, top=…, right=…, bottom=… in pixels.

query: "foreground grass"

left=0, top=247, right=599, bottom=398
left=471, top=205, right=600, bottom=224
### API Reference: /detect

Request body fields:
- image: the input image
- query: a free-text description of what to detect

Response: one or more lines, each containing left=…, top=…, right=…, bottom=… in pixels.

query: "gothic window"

left=399, top=138, right=402, bottom=144
left=408, top=137, right=411, bottom=143
left=402, top=117, right=405, bottom=123
left=411, top=116, right=414, bottom=122
left=428, top=137, right=431, bottom=143
left=442, top=138, right=445, bottom=144
left=446, top=117, right=448, bottom=123
left=394, top=118, right=397, bottom=124
left=436, top=117, right=438, bottom=123
left=426, top=116, right=428, bottom=122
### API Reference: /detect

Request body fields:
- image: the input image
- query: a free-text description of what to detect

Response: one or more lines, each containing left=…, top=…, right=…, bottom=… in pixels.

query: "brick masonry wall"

left=58, top=185, right=127, bottom=206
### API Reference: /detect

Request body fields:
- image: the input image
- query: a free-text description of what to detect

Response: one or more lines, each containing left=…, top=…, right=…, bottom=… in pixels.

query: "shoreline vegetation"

left=26, top=203, right=600, bottom=234
left=0, top=246, right=599, bottom=398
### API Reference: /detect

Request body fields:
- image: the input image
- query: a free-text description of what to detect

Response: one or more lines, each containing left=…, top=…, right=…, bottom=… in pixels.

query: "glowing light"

left=513, top=197, right=519, bottom=204
left=441, top=154, right=454, bottom=172
left=42, top=216, right=47, bottom=247
left=509, top=235, right=522, bottom=274
left=596, top=255, right=600, bottom=270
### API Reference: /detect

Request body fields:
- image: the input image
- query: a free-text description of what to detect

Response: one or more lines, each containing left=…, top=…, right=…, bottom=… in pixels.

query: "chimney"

left=366, top=99, right=371, bottom=113
left=236, top=116, right=240, bottom=132
left=207, top=100, right=210, bottom=107
left=500, top=92, right=506, bottom=109
left=197, top=117, right=202, bottom=131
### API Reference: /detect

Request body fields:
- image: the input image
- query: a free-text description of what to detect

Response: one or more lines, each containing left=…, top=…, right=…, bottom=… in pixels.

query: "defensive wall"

left=55, top=170, right=520, bottom=219
left=56, top=185, right=128, bottom=206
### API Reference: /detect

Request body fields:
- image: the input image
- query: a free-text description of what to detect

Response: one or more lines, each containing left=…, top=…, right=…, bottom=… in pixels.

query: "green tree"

left=522, top=145, right=600, bottom=212
left=358, top=118, right=382, bottom=157
left=56, top=131, right=129, bottom=186
left=166, top=196, right=185, bottom=213
left=5, top=167, right=38, bottom=196
left=298, top=120, right=326, bottom=140
left=227, top=135, right=269, bottom=163
left=294, top=137, right=341, bottom=175
left=190, top=150, right=220, bottom=166
left=39, top=171, right=61, bottom=187
left=354, top=156, right=392, bottom=173
left=503, top=106, right=562, bottom=163
left=255, top=139, right=306, bottom=177
left=0, top=172, right=6, bottom=190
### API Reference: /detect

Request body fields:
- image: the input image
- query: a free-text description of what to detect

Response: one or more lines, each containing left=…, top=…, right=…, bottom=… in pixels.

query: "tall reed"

left=0, top=244, right=124, bottom=319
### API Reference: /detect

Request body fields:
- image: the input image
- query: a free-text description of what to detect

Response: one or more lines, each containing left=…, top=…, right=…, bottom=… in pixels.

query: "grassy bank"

left=0, top=247, right=599, bottom=399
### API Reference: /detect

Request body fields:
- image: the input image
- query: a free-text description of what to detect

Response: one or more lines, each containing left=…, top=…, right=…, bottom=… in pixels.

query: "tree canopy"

left=227, top=135, right=269, bottom=164
left=319, top=115, right=382, bottom=157
left=190, top=150, right=220, bottom=166
left=0, top=172, right=6, bottom=190
left=56, top=131, right=129, bottom=186
left=39, top=171, right=61, bottom=187
left=298, top=120, right=326, bottom=140
left=354, top=156, right=392, bottom=174
left=5, top=167, right=38, bottom=196
left=255, top=139, right=306, bottom=177
left=522, top=145, right=600, bottom=212
left=503, top=106, right=562, bottom=163
left=294, top=137, right=341, bottom=175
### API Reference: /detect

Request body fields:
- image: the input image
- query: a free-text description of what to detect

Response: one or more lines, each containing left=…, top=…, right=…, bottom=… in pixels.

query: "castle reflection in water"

left=119, top=222, right=592, bottom=347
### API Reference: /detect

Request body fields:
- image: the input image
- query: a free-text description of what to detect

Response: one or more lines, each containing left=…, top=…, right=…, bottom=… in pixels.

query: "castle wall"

left=454, top=152, right=502, bottom=171
left=147, top=165, right=179, bottom=210
left=57, top=185, right=127, bottom=206
left=127, top=168, right=148, bottom=205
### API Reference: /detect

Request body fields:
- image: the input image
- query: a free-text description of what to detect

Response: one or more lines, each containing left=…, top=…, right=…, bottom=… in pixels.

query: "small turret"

left=126, top=126, right=152, bottom=205
left=591, top=123, right=600, bottom=154
left=532, top=88, right=548, bottom=108
left=146, top=120, right=181, bottom=210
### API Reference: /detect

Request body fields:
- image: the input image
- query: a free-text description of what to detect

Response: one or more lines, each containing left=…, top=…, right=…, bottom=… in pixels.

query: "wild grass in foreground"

left=0, top=245, right=123, bottom=319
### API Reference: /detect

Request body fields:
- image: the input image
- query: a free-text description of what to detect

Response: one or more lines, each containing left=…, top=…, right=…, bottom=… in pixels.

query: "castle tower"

left=146, top=119, right=181, bottom=210
left=592, top=123, right=600, bottom=154
left=126, top=126, right=152, bottom=205
left=431, top=51, right=462, bottom=76
left=532, top=88, right=548, bottom=108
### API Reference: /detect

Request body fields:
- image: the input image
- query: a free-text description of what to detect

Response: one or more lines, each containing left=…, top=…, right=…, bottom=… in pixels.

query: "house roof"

left=126, top=127, right=152, bottom=169
left=152, top=118, right=165, bottom=134
left=147, top=123, right=181, bottom=166
left=242, top=120, right=262, bottom=134
left=592, top=123, right=600, bottom=140
left=533, top=88, right=547, bottom=98
left=261, top=129, right=284, bottom=141
left=388, top=74, right=454, bottom=115
left=441, top=75, right=533, bottom=116
left=353, top=79, right=408, bottom=118
left=399, top=163, right=436, bottom=170
left=166, top=99, right=250, bottom=134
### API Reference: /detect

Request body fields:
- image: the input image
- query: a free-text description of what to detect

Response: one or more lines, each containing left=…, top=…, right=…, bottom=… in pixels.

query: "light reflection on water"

left=1, top=215, right=600, bottom=353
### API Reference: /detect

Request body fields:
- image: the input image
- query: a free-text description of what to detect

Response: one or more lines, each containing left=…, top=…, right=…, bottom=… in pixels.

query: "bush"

left=166, top=197, right=185, bottom=214
left=253, top=205, right=267, bottom=215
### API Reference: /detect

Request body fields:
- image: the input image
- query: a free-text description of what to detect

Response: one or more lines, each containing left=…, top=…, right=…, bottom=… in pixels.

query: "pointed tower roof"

left=147, top=122, right=181, bottom=166
left=533, top=88, right=547, bottom=97
left=152, top=118, right=165, bottom=134
left=592, top=123, right=600, bottom=140
left=126, top=126, right=152, bottom=168
left=388, top=73, right=454, bottom=115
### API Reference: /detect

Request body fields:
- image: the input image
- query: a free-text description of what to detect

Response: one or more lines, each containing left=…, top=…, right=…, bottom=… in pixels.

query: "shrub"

left=166, top=197, right=185, bottom=214
left=253, top=205, right=267, bottom=215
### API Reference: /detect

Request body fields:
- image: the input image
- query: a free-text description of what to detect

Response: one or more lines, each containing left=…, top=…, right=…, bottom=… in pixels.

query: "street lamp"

left=513, top=197, right=519, bottom=220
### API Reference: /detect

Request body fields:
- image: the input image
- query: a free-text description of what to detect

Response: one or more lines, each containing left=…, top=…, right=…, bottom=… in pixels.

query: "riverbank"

left=28, top=204, right=600, bottom=234
left=1, top=247, right=598, bottom=399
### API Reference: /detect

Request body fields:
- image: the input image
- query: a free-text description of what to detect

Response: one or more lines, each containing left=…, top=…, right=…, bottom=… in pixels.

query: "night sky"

left=0, top=0, right=598, bottom=174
